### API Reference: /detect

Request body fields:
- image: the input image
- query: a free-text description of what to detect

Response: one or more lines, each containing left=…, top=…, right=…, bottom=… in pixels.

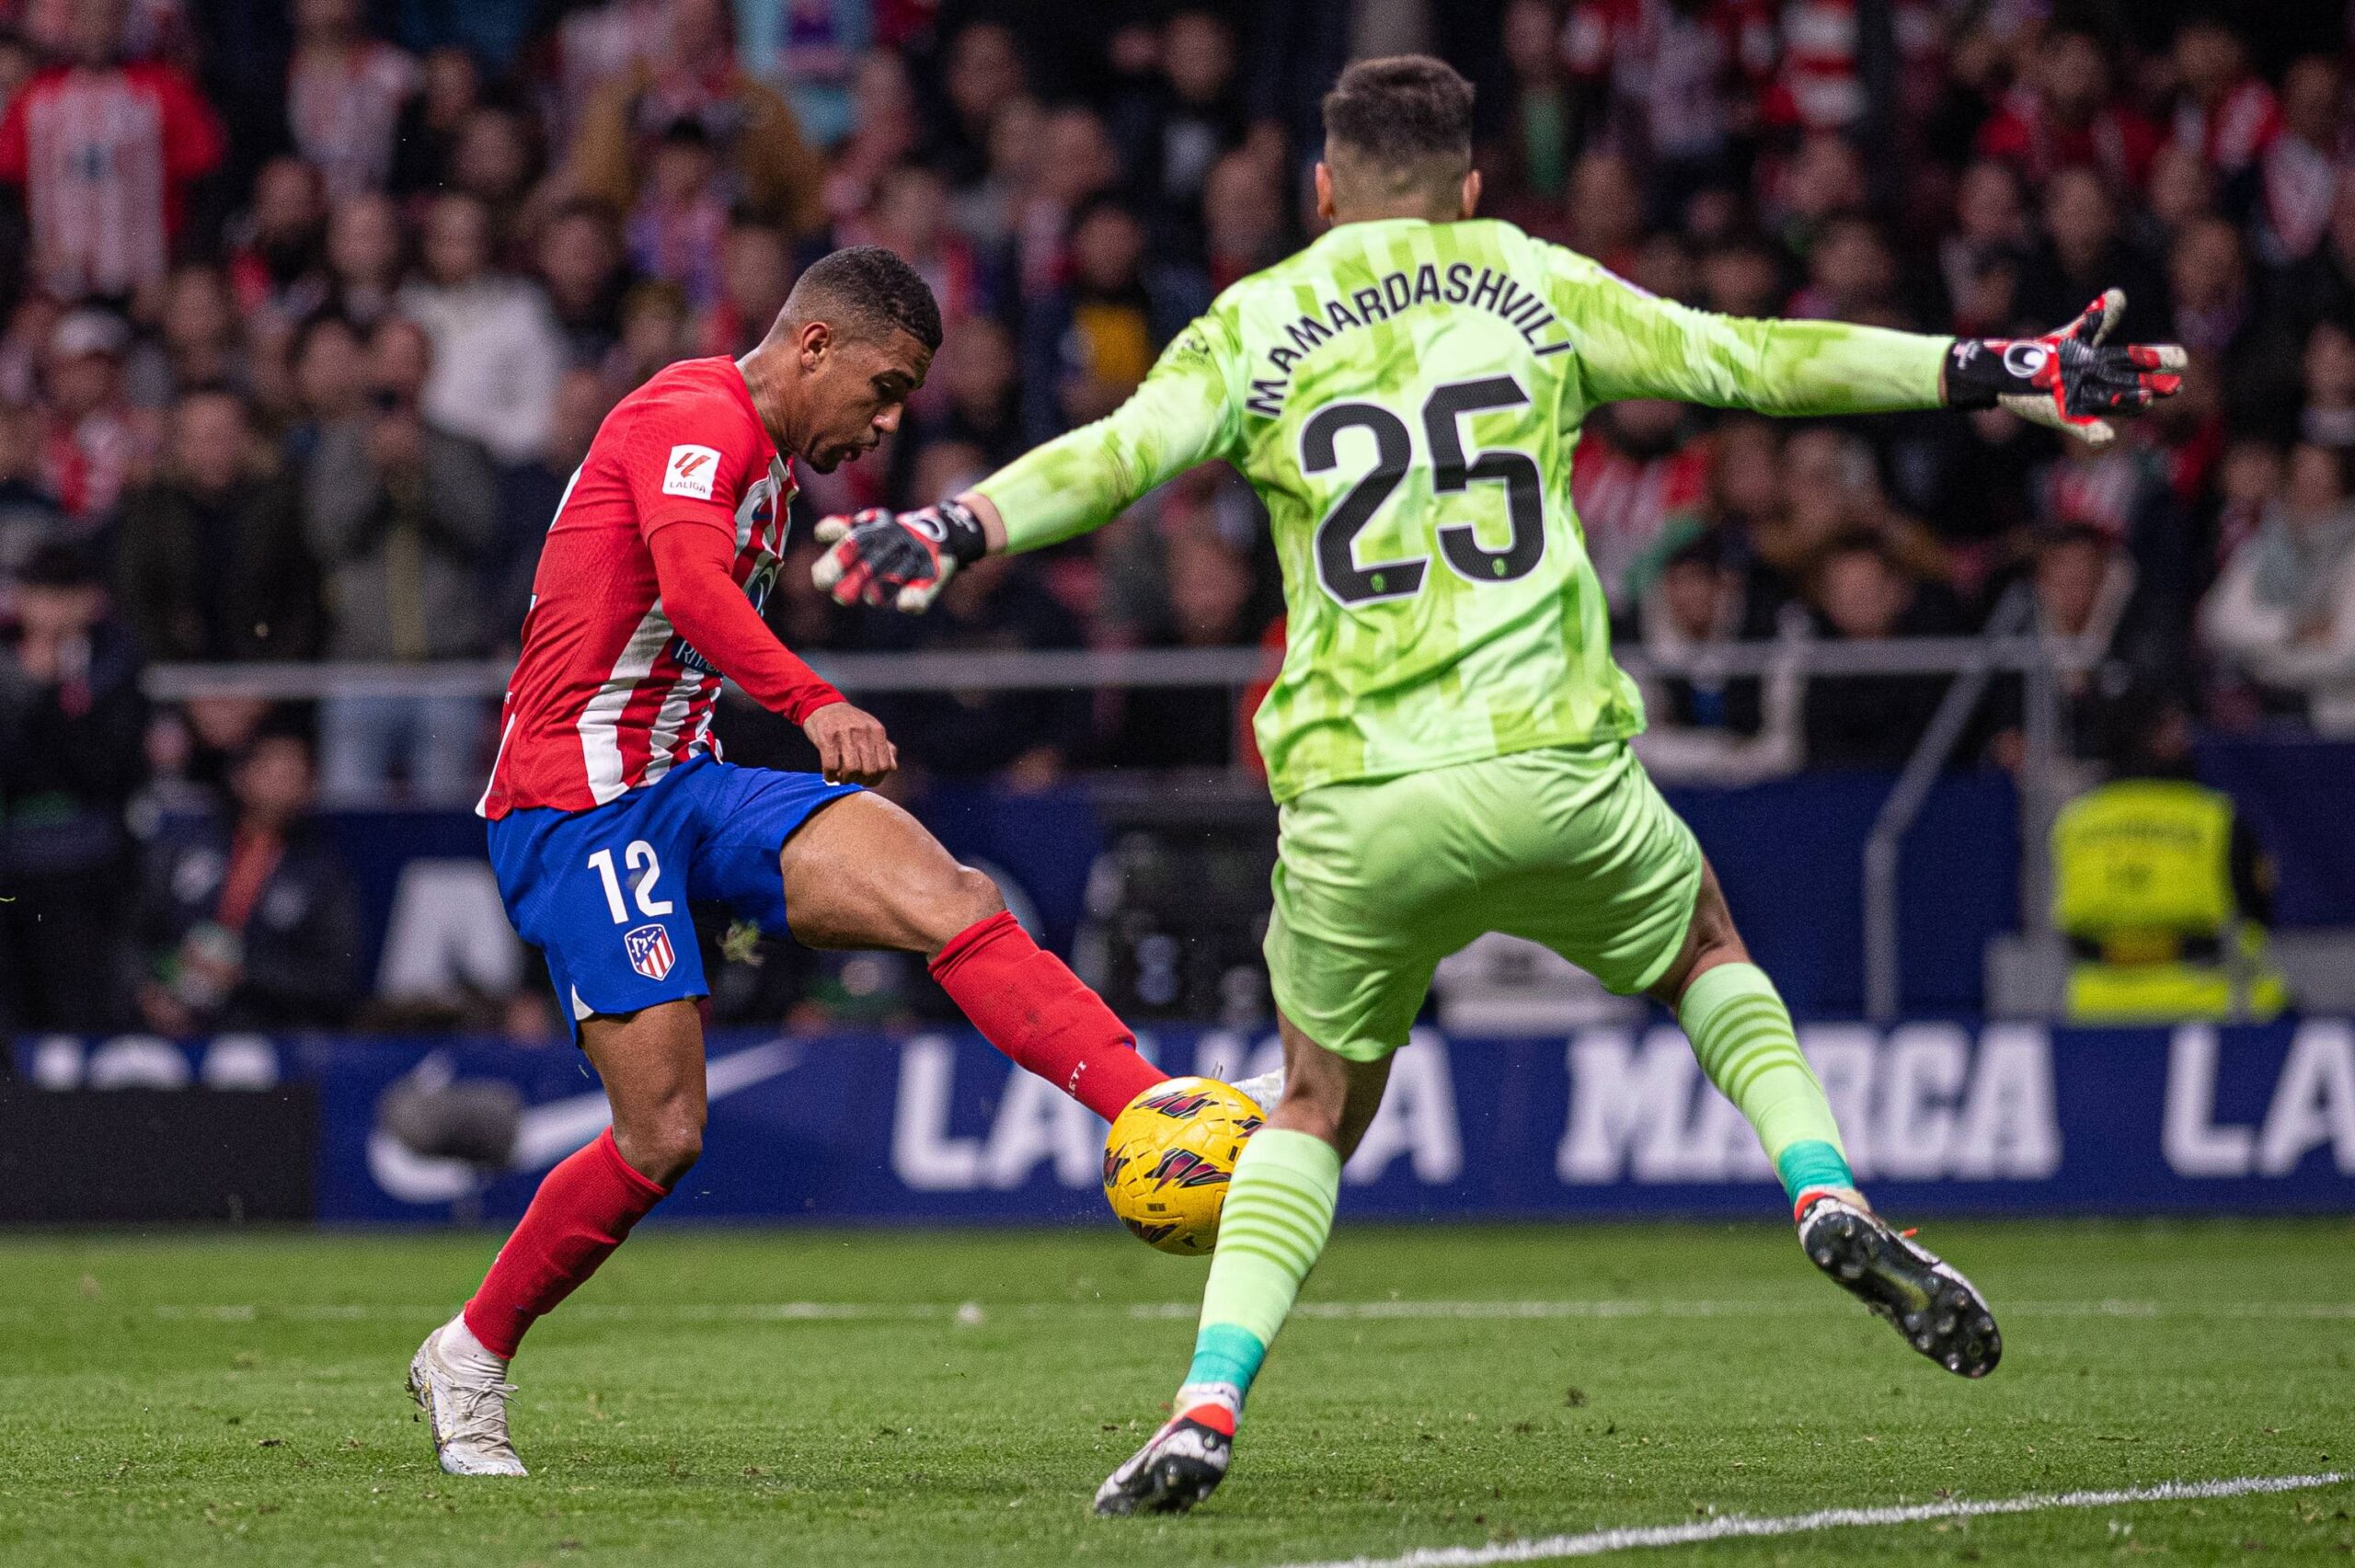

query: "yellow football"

left=1101, top=1076, right=1266, bottom=1255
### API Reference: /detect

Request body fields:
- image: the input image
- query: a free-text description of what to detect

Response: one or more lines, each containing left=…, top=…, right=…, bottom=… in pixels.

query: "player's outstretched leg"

left=779, top=791, right=1209, bottom=1120
left=1649, top=864, right=2001, bottom=1378
left=413, top=1000, right=701, bottom=1474
left=1097, top=1018, right=1390, bottom=1516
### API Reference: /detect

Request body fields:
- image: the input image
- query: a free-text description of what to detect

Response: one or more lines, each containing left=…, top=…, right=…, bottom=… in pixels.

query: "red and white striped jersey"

left=0, top=62, right=224, bottom=299
left=478, top=357, right=798, bottom=819
left=1757, top=0, right=1938, bottom=133
left=42, top=406, right=139, bottom=521
left=2172, top=77, right=2281, bottom=177
left=1563, top=0, right=1775, bottom=162
left=288, top=40, right=420, bottom=200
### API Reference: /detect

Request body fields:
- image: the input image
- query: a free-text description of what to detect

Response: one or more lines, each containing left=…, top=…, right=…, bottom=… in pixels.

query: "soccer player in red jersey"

left=410, top=248, right=1250, bottom=1477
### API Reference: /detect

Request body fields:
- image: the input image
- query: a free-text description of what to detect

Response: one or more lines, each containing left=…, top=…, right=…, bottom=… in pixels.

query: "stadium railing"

left=141, top=638, right=2090, bottom=702
left=143, top=629, right=2094, bottom=1024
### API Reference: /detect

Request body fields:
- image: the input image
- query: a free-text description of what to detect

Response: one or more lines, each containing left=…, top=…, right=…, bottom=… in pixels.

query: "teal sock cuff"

left=1676, top=961, right=1780, bottom=1030
left=1186, top=1322, right=1268, bottom=1393
left=1775, top=1139, right=1855, bottom=1204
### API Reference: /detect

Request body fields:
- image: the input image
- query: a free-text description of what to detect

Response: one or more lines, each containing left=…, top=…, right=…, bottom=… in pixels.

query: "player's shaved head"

left=748, top=245, right=938, bottom=474
left=777, top=245, right=943, bottom=353
left=1320, top=55, right=1476, bottom=217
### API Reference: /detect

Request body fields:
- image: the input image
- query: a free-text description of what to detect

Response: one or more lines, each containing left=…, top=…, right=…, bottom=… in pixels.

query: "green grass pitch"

left=0, top=1219, right=2347, bottom=1566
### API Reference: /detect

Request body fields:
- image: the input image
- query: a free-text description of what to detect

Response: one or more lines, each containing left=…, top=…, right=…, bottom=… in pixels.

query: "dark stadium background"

left=0, top=0, right=2348, bottom=1227
left=0, top=7, right=2347, bottom=1565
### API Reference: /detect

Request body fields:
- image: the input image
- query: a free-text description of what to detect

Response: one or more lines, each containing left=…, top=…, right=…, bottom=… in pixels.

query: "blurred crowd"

left=6, top=0, right=2355, bottom=1031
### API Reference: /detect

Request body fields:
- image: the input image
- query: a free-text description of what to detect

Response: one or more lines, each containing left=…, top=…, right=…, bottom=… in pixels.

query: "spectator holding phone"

left=304, top=317, right=497, bottom=800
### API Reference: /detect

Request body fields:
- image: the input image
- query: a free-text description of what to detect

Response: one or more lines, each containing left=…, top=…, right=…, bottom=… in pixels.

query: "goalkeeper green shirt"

left=973, top=217, right=1949, bottom=802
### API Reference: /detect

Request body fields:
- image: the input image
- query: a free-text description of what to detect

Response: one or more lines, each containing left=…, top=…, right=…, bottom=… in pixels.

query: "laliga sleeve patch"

left=661, top=444, right=722, bottom=500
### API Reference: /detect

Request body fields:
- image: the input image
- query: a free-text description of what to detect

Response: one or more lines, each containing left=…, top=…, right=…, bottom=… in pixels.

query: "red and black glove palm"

left=1945, top=289, right=2186, bottom=446
left=810, top=498, right=990, bottom=612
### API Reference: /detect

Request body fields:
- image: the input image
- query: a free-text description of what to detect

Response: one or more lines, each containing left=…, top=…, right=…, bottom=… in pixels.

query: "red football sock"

left=929, top=910, right=1166, bottom=1121
left=463, top=1128, right=669, bottom=1359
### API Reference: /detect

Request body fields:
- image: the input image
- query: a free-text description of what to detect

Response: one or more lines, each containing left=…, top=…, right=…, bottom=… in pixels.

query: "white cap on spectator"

left=50, top=307, right=130, bottom=361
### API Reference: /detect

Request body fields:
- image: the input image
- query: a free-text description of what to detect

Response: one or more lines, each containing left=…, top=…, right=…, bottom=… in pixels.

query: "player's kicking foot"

left=1094, top=1406, right=1233, bottom=1516
left=1231, top=1068, right=1282, bottom=1112
left=1797, top=1192, right=2001, bottom=1378
left=408, top=1313, right=528, bottom=1476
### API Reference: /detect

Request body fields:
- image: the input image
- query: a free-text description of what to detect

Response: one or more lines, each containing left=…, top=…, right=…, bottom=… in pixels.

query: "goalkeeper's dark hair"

left=1321, top=55, right=1475, bottom=200
left=782, top=245, right=943, bottom=352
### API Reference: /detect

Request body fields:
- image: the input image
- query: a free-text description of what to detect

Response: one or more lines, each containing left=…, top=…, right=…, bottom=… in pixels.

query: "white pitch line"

left=1264, top=1472, right=2352, bottom=1568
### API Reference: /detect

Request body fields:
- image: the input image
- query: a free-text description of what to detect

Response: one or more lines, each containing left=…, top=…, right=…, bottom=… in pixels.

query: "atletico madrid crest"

left=624, top=923, right=675, bottom=981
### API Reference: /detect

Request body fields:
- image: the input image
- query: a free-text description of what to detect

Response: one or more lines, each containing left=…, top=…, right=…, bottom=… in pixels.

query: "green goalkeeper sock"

left=1177, top=1127, right=1341, bottom=1425
left=1678, top=962, right=1857, bottom=1210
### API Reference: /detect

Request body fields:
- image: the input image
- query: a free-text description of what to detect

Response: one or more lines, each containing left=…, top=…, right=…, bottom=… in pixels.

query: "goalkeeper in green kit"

left=815, top=56, right=2185, bottom=1516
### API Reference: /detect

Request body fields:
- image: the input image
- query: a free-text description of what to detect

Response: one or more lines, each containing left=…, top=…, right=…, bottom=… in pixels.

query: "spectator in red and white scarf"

left=2257, top=56, right=2348, bottom=269
left=0, top=0, right=223, bottom=302
left=224, top=156, right=329, bottom=324
left=1564, top=0, right=1774, bottom=192
left=1570, top=398, right=1712, bottom=617
left=2032, top=430, right=2175, bottom=550
left=2168, top=19, right=2280, bottom=187
left=1755, top=0, right=1939, bottom=135
left=1972, top=29, right=2160, bottom=196
left=38, top=308, right=143, bottom=521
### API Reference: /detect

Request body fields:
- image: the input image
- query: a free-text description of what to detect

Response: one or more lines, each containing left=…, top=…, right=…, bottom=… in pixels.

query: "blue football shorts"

left=486, top=755, right=861, bottom=1035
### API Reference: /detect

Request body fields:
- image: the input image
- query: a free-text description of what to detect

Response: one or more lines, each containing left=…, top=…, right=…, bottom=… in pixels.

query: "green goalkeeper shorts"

left=1264, top=740, right=1704, bottom=1062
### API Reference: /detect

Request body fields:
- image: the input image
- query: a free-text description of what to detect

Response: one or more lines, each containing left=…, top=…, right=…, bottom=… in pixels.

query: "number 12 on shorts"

left=587, top=841, right=674, bottom=923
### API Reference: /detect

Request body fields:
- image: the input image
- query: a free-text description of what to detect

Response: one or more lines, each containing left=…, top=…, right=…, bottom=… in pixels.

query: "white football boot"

left=408, top=1313, right=528, bottom=1476
left=1229, top=1068, right=1283, bottom=1114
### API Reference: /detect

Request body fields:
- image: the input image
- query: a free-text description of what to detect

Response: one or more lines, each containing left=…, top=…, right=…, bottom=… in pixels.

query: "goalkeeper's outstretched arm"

left=1566, top=253, right=2183, bottom=444
left=812, top=320, right=1243, bottom=612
